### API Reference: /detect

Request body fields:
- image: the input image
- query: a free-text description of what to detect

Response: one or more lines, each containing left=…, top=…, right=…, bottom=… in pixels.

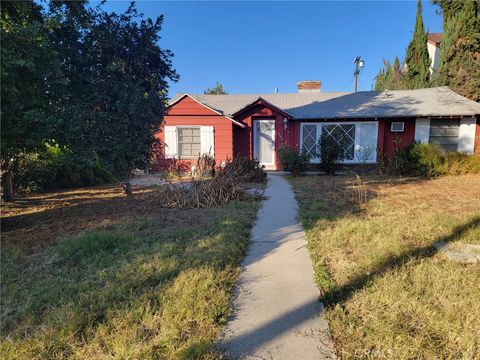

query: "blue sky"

left=100, top=1, right=443, bottom=96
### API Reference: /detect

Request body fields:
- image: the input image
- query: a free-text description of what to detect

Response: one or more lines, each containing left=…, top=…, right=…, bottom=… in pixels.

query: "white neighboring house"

left=427, top=33, right=442, bottom=74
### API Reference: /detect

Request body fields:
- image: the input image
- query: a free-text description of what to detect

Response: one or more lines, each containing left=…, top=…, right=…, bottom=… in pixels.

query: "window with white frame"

left=429, top=119, right=460, bottom=152
left=177, top=127, right=201, bottom=157
left=391, top=121, right=405, bottom=132
left=301, top=122, right=378, bottom=163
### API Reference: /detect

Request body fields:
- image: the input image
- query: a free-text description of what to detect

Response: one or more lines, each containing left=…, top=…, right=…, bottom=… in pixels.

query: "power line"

left=336, top=75, right=355, bottom=92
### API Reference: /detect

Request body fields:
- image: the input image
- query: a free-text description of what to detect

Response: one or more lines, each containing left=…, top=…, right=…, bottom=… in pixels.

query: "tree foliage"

left=1, top=1, right=64, bottom=200
left=204, top=82, right=227, bottom=95
left=49, top=1, right=178, bottom=177
left=374, top=57, right=406, bottom=91
left=375, top=0, right=479, bottom=100
left=1, top=0, right=178, bottom=199
left=374, top=0, right=431, bottom=91
left=405, top=0, right=430, bottom=89
left=433, top=0, right=480, bottom=101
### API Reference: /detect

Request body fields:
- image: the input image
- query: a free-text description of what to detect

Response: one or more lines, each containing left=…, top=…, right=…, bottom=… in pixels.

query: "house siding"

left=380, top=118, right=416, bottom=157
left=151, top=96, right=234, bottom=172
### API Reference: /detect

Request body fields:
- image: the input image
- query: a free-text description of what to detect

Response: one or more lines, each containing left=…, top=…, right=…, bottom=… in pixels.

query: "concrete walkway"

left=221, top=175, right=335, bottom=359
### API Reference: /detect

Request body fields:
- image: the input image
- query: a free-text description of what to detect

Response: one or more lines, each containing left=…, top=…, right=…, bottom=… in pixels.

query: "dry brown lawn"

left=291, top=174, right=480, bottom=359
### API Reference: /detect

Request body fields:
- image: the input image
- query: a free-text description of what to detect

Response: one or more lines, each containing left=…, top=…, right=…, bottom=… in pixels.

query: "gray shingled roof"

left=171, top=87, right=480, bottom=119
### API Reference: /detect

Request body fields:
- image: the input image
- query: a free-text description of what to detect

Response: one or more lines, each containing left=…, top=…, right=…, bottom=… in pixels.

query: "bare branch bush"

left=149, top=175, right=263, bottom=209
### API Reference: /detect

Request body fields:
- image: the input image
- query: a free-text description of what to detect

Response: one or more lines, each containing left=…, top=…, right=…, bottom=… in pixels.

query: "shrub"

left=378, top=146, right=413, bottom=175
left=277, top=145, right=310, bottom=177
left=15, top=144, right=116, bottom=193
left=445, top=152, right=480, bottom=174
left=217, top=157, right=266, bottom=183
left=409, top=143, right=445, bottom=176
left=318, top=132, right=347, bottom=175
left=380, top=142, right=480, bottom=176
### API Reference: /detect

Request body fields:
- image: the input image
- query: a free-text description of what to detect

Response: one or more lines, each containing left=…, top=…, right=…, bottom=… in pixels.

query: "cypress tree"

left=405, top=0, right=430, bottom=89
left=374, top=57, right=405, bottom=91
left=374, top=61, right=389, bottom=91
left=434, top=0, right=480, bottom=101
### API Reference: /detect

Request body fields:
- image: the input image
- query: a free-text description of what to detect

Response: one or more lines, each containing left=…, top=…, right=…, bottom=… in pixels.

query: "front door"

left=254, top=120, right=275, bottom=169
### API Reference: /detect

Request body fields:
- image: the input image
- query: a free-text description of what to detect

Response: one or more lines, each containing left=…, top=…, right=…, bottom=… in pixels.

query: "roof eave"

left=293, top=114, right=479, bottom=120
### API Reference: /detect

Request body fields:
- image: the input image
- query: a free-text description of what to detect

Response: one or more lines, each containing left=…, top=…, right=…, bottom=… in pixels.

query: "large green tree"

left=49, top=1, right=178, bottom=177
left=405, top=0, right=430, bottom=89
left=1, top=1, right=64, bottom=200
left=1, top=0, right=178, bottom=200
left=374, top=0, right=430, bottom=91
left=433, top=0, right=480, bottom=101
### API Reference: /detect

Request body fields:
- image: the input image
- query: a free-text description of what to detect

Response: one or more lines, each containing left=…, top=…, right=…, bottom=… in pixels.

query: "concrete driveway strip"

left=221, top=175, right=335, bottom=359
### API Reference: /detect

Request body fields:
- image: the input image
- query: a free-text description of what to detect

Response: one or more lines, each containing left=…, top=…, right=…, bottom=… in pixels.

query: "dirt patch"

left=0, top=184, right=211, bottom=250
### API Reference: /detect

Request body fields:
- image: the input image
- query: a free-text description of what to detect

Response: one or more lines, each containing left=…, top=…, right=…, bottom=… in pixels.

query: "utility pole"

left=353, top=56, right=364, bottom=92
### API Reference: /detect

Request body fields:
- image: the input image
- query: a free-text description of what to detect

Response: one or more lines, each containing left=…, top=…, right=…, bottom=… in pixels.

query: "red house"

left=152, top=82, right=480, bottom=171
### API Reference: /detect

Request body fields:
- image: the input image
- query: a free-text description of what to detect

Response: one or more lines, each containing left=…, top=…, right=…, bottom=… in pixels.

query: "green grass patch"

left=291, top=174, right=480, bottom=358
left=1, top=200, right=260, bottom=359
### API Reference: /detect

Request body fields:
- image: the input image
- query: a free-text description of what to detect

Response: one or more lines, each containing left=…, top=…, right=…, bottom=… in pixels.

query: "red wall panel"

left=167, top=96, right=220, bottom=116
left=152, top=96, right=235, bottom=172
left=379, top=118, right=416, bottom=157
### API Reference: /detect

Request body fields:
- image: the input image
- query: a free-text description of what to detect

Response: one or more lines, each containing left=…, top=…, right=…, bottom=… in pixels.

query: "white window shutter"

left=164, top=126, right=177, bottom=158
left=414, top=118, right=430, bottom=144
left=458, top=118, right=476, bottom=154
left=200, top=126, right=215, bottom=157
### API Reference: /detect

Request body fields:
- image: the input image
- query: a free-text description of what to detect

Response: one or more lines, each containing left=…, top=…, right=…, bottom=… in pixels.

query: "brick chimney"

left=297, top=80, right=322, bottom=93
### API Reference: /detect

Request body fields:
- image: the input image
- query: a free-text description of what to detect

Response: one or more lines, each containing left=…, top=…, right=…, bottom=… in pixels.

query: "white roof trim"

left=168, top=93, right=246, bottom=128
left=231, top=96, right=294, bottom=118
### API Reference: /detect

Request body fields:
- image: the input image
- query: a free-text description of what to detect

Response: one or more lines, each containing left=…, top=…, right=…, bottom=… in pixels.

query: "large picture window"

left=300, top=122, right=377, bottom=163
left=177, top=127, right=201, bottom=157
left=321, top=124, right=355, bottom=160
left=429, top=119, right=460, bottom=152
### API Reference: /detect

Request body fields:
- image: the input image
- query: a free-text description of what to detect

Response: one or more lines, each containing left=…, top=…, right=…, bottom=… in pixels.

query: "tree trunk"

left=121, top=181, right=132, bottom=196
left=2, top=170, right=15, bottom=202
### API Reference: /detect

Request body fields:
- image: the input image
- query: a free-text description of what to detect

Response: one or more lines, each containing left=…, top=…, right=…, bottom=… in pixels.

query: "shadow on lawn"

left=0, top=186, right=201, bottom=250
left=321, top=216, right=480, bottom=307
left=293, top=175, right=478, bottom=307
left=218, top=216, right=479, bottom=358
